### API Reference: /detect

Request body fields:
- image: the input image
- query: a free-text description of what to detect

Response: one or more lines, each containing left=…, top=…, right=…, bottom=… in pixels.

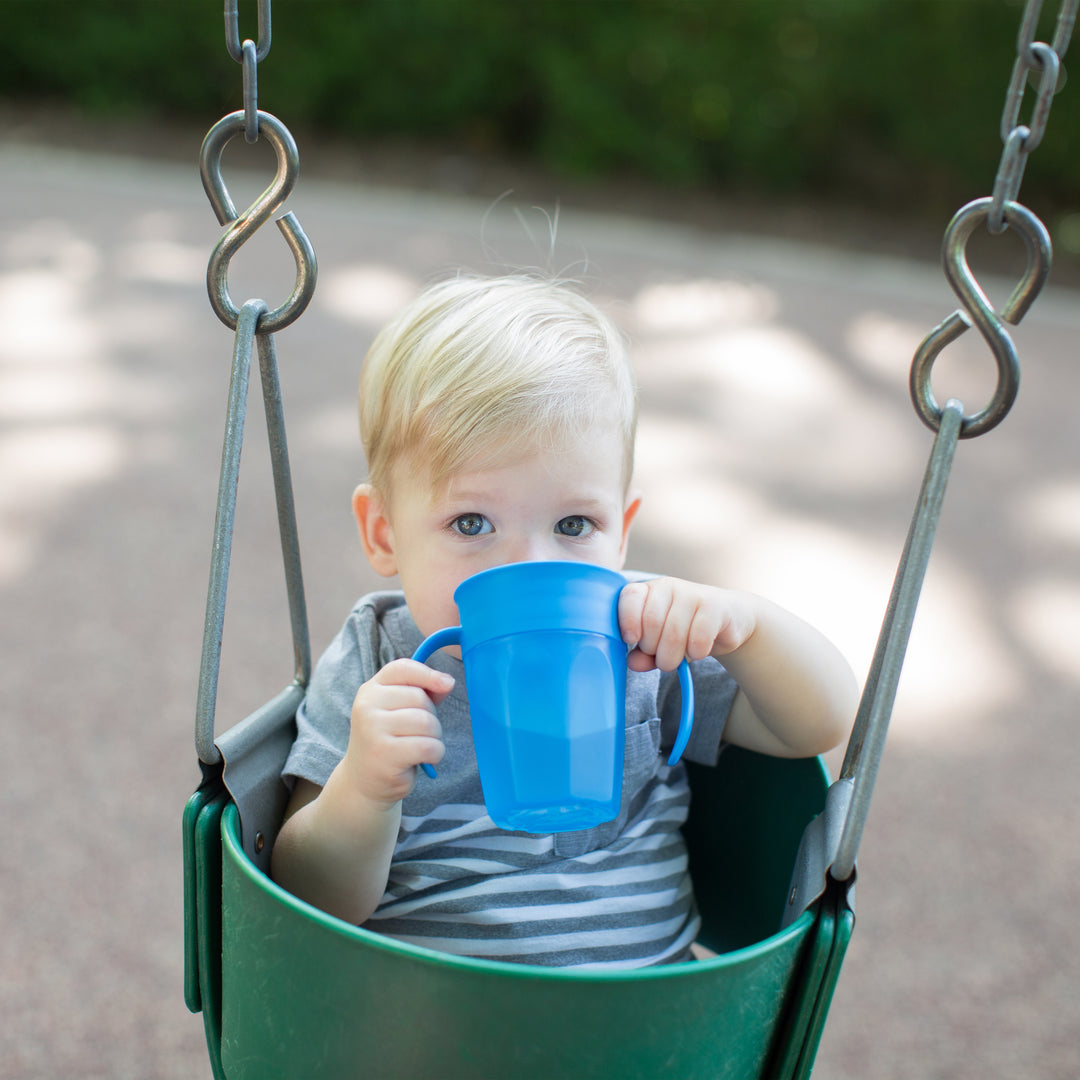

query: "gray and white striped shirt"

left=282, top=590, right=735, bottom=969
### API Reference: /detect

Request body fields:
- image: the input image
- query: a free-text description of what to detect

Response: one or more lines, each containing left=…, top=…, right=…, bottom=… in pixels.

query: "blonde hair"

left=358, top=274, right=637, bottom=501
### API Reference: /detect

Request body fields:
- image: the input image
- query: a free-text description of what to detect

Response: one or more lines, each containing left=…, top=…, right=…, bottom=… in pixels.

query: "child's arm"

left=270, top=659, right=451, bottom=923
left=618, top=577, right=856, bottom=758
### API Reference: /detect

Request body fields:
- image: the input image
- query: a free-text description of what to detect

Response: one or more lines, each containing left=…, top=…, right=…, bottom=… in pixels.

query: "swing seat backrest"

left=185, top=707, right=854, bottom=1080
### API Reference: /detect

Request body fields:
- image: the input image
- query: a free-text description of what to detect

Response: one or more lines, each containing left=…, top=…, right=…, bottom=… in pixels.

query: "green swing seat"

left=184, top=689, right=854, bottom=1080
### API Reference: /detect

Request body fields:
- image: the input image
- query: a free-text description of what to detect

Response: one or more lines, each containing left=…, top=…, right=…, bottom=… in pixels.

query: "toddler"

left=271, top=274, right=856, bottom=969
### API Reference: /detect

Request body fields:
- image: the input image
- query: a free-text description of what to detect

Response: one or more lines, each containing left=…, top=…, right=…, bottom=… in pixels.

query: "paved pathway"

left=2, top=140, right=1079, bottom=1079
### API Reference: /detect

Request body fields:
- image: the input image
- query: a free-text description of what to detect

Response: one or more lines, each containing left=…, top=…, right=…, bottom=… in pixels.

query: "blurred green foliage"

left=1, top=0, right=1076, bottom=211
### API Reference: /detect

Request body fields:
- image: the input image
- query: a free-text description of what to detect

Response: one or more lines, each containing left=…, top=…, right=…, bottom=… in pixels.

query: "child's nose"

left=506, top=534, right=560, bottom=564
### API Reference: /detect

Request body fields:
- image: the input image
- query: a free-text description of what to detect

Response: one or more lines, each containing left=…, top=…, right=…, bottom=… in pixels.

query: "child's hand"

left=618, top=577, right=755, bottom=673
left=343, top=659, right=453, bottom=808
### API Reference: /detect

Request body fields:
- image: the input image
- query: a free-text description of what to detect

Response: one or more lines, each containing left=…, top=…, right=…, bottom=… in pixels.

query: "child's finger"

left=695, top=589, right=754, bottom=656
left=687, top=599, right=723, bottom=662
left=370, top=682, right=447, bottom=719
left=383, top=703, right=443, bottom=743
left=617, top=580, right=649, bottom=646
left=625, top=579, right=670, bottom=651
left=636, top=580, right=677, bottom=661
left=374, top=657, right=456, bottom=700
left=626, top=645, right=659, bottom=672
left=622, top=578, right=681, bottom=667
left=653, top=599, right=694, bottom=672
left=387, top=734, right=445, bottom=772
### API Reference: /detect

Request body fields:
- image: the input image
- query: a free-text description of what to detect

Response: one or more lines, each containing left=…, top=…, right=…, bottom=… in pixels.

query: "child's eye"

left=450, top=513, right=493, bottom=537
left=555, top=516, right=594, bottom=538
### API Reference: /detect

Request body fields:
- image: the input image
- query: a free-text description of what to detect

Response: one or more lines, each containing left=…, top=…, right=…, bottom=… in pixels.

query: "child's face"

left=355, top=420, right=640, bottom=641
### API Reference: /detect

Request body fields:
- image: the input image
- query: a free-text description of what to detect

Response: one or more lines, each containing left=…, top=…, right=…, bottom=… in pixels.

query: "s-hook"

left=200, top=110, right=318, bottom=335
left=909, top=197, right=1051, bottom=438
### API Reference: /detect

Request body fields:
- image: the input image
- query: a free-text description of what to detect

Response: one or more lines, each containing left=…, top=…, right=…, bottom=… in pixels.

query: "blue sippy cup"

left=412, top=561, right=694, bottom=833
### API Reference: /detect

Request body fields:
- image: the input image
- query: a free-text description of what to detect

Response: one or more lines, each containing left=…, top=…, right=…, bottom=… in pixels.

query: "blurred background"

left=3, top=0, right=1080, bottom=272
left=2, top=2, right=1079, bottom=1078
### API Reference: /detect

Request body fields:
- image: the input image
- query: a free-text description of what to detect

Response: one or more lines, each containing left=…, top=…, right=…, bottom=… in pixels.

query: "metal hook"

left=909, top=197, right=1051, bottom=438
left=200, top=110, right=318, bottom=335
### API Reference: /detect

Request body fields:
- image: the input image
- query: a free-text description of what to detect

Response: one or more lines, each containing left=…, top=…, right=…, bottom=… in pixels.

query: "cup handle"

left=666, top=659, right=695, bottom=766
left=411, top=626, right=462, bottom=778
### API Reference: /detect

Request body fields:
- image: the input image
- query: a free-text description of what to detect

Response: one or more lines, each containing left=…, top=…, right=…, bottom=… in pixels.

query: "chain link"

left=990, top=37, right=1063, bottom=232
left=242, top=39, right=260, bottom=143
left=991, top=0, right=1076, bottom=232
left=910, top=0, right=1076, bottom=435
left=224, top=0, right=271, bottom=142
left=1017, top=0, right=1077, bottom=67
left=991, top=0, right=1077, bottom=237
left=224, top=0, right=271, bottom=63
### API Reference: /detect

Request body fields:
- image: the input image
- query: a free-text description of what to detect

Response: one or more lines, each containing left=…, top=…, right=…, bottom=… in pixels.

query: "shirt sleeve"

left=281, top=596, right=388, bottom=789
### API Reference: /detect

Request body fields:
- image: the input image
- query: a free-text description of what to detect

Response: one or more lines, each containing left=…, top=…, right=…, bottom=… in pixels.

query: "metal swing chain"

left=827, top=0, right=1077, bottom=886
left=225, top=0, right=270, bottom=142
left=196, top=0, right=315, bottom=767
left=910, top=0, right=1075, bottom=440
left=203, top=0, right=316, bottom=335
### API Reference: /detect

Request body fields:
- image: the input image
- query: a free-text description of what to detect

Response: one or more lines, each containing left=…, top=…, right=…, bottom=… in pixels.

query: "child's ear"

left=617, top=491, right=642, bottom=566
left=352, top=484, right=398, bottom=577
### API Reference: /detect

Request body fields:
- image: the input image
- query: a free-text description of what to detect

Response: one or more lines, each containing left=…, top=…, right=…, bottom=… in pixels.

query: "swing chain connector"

left=200, top=109, right=318, bottom=334
left=909, top=0, right=1075, bottom=437
left=204, top=0, right=316, bottom=333
left=910, top=197, right=1051, bottom=438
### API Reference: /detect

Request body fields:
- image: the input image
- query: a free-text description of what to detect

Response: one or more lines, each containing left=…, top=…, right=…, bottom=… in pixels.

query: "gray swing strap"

left=782, top=402, right=963, bottom=927
left=783, top=0, right=1074, bottom=927
left=194, top=0, right=317, bottom=871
